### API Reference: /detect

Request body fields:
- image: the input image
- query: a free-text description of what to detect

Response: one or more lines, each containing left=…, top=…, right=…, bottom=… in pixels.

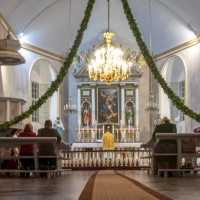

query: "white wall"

left=156, top=43, right=200, bottom=132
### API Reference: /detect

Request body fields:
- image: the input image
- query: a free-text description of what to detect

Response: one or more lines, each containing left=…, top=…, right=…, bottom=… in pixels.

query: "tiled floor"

left=0, top=170, right=200, bottom=200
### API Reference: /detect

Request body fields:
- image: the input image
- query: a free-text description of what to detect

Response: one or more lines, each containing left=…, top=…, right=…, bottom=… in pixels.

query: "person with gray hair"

left=38, top=119, right=62, bottom=177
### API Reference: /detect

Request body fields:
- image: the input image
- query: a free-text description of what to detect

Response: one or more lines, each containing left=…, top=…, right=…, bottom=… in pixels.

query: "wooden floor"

left=0, top=170, right=200, bottom=200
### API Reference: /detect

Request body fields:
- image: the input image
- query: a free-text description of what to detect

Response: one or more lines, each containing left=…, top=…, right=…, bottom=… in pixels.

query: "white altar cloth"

left=72, top=142, right=143, bottom=150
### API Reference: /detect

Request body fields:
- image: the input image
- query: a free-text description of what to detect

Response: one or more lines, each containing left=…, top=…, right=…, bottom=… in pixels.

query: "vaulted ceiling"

left=0, top=0, right=199, bottom=57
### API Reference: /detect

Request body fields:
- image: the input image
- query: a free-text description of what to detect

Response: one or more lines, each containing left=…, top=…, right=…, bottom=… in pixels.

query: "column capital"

left=134, top=84, right=139, bottom=89
left=90, top=84, right=96, bottom=88
left=120, top=83, right=126, bottom=88
left=77, top=84, right=82, bottom=89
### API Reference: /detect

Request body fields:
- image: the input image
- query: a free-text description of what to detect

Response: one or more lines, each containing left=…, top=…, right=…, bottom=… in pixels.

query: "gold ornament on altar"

left=84, top=132, right=89, bottom=138
left=88, top=0, right=132, bottom=86
left=128, top=132, right=134, bottom=139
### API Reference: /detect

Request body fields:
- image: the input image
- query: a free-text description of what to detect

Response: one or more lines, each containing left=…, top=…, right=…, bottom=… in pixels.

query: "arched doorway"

left=160, top=56, right=187, bottom=132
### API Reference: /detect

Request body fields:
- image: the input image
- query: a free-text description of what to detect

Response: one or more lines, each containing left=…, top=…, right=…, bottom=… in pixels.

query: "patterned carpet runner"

left=78, top=170, right=172, bottom=200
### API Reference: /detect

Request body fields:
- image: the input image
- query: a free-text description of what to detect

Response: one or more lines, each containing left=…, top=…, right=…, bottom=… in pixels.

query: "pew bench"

left=0, top=137, right=58, bottom=178
left=155, top=133, right=200, bottom=177
left=0, top=169, right=58, bottom=178
left=158, top=168, right=200, bottom=177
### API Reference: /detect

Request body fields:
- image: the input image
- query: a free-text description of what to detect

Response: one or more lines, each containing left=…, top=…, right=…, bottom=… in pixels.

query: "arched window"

left=30, top=60, right=58, bottom=127
left=160, top=56, right=186, bottom=132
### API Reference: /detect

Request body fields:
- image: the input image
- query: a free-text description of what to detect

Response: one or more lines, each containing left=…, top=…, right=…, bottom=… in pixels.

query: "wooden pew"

left=0, top=137, right=57, bottom=177
left=155, top=133, right=200, bottom=177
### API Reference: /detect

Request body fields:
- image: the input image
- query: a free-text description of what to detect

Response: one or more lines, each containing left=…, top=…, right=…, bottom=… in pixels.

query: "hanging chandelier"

left=88, top=0, right=131, bottom=86
left=63, top=2, right=77, bottom=115
left=145, top=94, right=159, bottom=113
left=64, top=96, right=77, bottom=114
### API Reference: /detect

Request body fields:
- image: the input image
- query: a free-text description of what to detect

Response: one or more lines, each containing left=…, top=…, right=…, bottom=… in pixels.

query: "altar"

left=72, top=142, right=143, bottom=150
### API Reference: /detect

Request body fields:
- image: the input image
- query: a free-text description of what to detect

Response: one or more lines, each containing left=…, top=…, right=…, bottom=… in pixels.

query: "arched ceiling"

left=0, top=0, right=200, bottom=57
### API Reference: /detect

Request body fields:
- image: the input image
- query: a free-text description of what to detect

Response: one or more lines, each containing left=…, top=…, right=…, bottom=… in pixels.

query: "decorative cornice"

left=0, top=12, right=17, bottom=40
left=21, top=42, right=65, bottom=62
left=0, top=97, right=26, bottom=104
left=154, top=34, right=200, bottom=61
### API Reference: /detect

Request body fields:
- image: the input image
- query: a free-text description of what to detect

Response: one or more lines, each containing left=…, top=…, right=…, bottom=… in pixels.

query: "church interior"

left=1, top=0, right=200, bottom=199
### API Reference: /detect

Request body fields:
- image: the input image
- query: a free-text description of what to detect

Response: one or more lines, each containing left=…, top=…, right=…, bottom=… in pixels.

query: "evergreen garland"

left=121, top=0, right=200, bottom=122
left=0, top=0, right=96, bottom=131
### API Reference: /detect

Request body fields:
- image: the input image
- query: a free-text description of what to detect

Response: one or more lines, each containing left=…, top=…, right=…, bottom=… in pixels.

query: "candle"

left=103, top=125, right=104, bottom=134
left=117, top=129, right=118, bottom=141
left=87, top=122, right=89, bottom=133
left=78, top=120, right=81, bottom=133
left=98, top=130, right=100, bottom=140
left=95, top=120, right=97, bottom=134
left=136, top=120, right=139, bottom=131
left=128, top=120, right=130, bottom=133
left=120, top=120, right=122, bottom=133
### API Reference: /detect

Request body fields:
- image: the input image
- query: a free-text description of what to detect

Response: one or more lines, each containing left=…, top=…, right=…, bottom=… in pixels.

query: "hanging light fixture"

left=145, top=94, right=159, bottom=113
left=88, top=0, right=132, bottom=86
left=63, top=0, right=77, bottom=115
left=144, top=0, right=159, bottom=114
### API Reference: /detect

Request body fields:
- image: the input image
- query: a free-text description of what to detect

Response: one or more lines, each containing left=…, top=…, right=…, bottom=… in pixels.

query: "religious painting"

left=82, top=102, right=91, bottom=126
left=98, top=87, right=118, bottom=124
left=125, top=101, right=135, bottom=126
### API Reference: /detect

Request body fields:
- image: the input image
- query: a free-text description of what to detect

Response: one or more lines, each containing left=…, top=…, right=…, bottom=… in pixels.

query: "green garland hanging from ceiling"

left=1, top=0, right=200, bottom=131
left=0, top=0, right=96, bottom=131
left=121, top=0, right=200, bottom=123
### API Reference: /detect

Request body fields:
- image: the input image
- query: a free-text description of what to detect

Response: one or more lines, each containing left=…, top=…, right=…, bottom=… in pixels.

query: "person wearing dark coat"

left=151, top=116, right=177, bottom=143
left=37, top=119, right=62, bottom=177
left=151, top=116, right=177, bottom=177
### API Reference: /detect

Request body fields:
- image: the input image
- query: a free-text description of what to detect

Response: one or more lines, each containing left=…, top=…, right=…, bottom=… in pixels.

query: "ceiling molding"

left=21, top=42, right=65, bottom=62
left=154, top=34, right=200, bottom=61
left=0, top=12, right=17, bottom=40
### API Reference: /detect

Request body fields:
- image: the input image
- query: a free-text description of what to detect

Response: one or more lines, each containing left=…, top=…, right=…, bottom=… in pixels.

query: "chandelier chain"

left=63, top=2, right=77, bottom=115
left=108, top=0, right=110, bottom=31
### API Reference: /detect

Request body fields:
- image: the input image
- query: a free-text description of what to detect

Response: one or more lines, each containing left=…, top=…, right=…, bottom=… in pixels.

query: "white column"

left=17, top=102, right=21, bottom=115
left=135, top=85, right=139, bottom=122
left=6, top=100, right=10, bottom=121
left=77, top=85, right=81, bottom=123
left=91, top=84, right=96, bottom=125
left=120, top=84, right=125, bottom=125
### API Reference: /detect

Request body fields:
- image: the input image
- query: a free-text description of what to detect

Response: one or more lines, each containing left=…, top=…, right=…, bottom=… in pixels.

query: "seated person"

left=38, top=119, right=62, bottom=177
left=0, top=133, right=18, bottom=171
left=103, top=125, right=114, bottom=150
left=18, top=123, right=37, bottom=177
left=150, top=116, right=177, bottom=176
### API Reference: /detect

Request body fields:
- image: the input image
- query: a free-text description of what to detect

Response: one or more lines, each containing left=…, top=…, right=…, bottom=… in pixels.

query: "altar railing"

left=60, top=148, right=152, bottom=169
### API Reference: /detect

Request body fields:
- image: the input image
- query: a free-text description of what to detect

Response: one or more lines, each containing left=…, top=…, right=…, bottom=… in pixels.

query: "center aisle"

left=78, top=170, right=172, bottom=200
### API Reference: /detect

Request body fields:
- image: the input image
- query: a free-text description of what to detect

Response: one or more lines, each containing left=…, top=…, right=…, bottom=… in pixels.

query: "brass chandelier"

left=88, top=0, right=131, bottom=86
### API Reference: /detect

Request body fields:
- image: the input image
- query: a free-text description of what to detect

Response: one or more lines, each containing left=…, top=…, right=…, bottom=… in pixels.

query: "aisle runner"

left=78, top=170, right=172, bottom=200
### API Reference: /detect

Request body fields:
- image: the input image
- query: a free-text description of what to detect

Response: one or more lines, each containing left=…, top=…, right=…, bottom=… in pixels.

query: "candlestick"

left=136, top=120, right=139, bottom=131
left=78, top=120, right=81, bottom=133
left=95, top=120, right=97, bottom=134
left=120, top=120, right=122, bottom=133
